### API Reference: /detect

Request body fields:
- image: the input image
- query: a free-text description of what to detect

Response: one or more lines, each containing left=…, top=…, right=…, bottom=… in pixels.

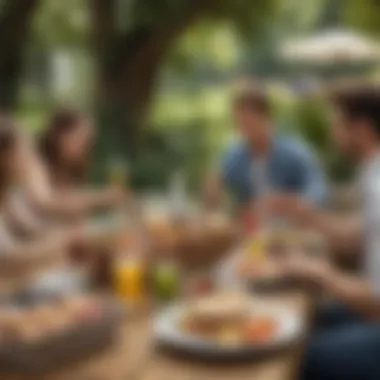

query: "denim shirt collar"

left=239, top=133, right=284, bottom=162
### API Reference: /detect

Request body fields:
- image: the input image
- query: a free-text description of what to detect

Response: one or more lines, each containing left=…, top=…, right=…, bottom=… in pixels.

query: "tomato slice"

left=243, top=317, right=276, bottom=343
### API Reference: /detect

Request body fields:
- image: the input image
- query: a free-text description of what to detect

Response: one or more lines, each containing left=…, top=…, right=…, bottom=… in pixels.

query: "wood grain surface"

left=9, top=291, right=314, bottom=380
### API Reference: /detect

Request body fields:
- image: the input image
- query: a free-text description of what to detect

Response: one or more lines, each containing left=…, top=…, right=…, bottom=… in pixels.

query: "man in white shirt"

left=263, top=86, right=380, bottom=380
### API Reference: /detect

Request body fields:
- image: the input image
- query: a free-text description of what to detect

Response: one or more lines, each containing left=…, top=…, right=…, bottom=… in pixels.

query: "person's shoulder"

left=220, top=140, right=249, bottom=179
left=276, top=133, right=314, bottom=158
left=222, top=139, right=247, bottom=164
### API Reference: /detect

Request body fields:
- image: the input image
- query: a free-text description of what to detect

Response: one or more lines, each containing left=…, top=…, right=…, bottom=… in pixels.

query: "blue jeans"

left=301, top=302, right=380, bottom=380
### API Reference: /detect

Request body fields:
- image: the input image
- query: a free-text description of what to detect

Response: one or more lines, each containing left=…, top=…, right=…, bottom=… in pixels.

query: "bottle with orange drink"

left=112, top=219, right=146, bottom=303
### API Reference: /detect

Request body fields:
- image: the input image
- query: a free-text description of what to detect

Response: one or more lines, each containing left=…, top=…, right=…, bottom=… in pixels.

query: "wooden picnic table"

left=4, top=215, right=320, bottom=380
left=20, top=290, right=314, bottom=380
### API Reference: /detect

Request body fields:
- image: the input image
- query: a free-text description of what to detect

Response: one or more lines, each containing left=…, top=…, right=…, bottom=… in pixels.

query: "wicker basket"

left=0, top=298, right=125, bottom=375
left=0, top=249, right=69, bottom=298
left=146, top=213, right=238, bottom=270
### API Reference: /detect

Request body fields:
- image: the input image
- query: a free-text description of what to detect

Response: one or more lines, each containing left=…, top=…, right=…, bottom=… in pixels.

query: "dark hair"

left=332, top=85, right=380, bottom=136
left=0, top=117, right=18, bottom=200
left=232, top=80, right=271, bottom=115
left=39, top=108, right=89, bottom=186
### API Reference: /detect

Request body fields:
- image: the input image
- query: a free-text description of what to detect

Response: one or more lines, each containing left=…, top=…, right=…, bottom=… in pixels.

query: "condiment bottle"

left=151, top=251, right=181, bottom=303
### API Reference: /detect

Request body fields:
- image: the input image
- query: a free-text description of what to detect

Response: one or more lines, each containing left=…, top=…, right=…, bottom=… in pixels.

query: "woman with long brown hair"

left=37, top=108, right=129, bottom=285
left=36, top=107, right=125, bottom=219
left=0, top=117, right=76, bottom=265
left=39, top=108, right=93, bottom=190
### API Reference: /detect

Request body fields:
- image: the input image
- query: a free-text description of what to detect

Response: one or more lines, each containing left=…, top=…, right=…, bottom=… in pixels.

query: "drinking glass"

left=113, top=256, right=145, bottom=304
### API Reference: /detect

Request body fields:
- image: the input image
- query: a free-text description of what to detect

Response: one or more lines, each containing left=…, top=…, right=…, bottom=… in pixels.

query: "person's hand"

left=104, top=186, right=127, bottom=206
left=259, top=193, right=314, bottom=223
left=281, top=254, right=333, bottom=287
left=203, top=174, right=222, bottom=210
left=54, top=224, right=85, bottom=246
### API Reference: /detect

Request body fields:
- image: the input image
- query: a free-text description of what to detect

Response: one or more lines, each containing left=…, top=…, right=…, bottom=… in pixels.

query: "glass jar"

left=151, top=258, right=181, bottom=303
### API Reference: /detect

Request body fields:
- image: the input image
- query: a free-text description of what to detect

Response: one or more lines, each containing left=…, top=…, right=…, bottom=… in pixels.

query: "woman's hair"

left=39, top=108, right=89, bottom=186
left=0, top=117, right=19, bottom=200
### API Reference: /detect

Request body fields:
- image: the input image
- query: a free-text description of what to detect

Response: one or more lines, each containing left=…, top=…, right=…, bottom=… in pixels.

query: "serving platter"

left=154, top=300, right=304, bottom=360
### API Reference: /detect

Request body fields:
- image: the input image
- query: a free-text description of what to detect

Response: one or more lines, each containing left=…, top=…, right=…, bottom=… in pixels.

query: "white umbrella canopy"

left=281, top=29, right=380, bottom=64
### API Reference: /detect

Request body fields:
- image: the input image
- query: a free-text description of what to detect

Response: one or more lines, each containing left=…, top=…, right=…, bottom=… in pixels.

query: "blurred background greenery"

left=1, top=0, right=379, bottom=192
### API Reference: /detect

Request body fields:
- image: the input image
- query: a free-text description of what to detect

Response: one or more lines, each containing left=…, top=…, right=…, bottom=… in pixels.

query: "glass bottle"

left=151, top=251, right=181, bottom=303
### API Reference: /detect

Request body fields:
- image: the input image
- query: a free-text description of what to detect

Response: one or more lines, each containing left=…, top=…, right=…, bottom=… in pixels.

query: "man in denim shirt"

left=204, top=82, right=327, bottom=208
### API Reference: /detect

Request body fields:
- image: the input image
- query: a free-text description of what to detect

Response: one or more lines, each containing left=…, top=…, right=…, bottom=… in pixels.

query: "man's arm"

left=203, top=145, right=242, bottom=209
left=284, top=257, right=380, bottom=319
left=30, top=187, right=126, bottom=219
left=263, top=194, right=362, bottom=254
left=39, top=188, right=125, bottom=217
left=325, top=272, right=379, bottom=318
left=0, top=227, right=77, bottom=265
left=304, top=207, right=362, bottom=254
left=203, top=172, right=225, bottom=210
left=295, top=141, right=327, bottom=205
left=26, top=153, right=127, bottom=218
left=285, top=256, right=380, bottom=319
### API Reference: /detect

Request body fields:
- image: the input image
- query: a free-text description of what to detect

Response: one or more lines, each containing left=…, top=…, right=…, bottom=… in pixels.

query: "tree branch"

left=120, top=0, right=219, bottom=94
left=0, top=0, right=39, bottom=109
left=90, top=0, right=115, bottom=54
left=103, top=0, right=218, bottom=76
left=93, top=0, right=220, bottom=137
left=0, top=0, right=39, bottom=47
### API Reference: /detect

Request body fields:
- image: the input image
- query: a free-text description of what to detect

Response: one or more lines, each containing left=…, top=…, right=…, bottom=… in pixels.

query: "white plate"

left=154, top=301, right=304, bottom=359
left=29, top=268, right=89, bottom=298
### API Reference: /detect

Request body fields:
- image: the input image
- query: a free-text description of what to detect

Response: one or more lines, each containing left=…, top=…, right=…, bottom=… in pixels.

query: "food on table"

left=145, top=213, right=171, bottom=233
left=237, top=258, right=280, bottom=279
left=185, top=275, right=214, bottom=298
left=245, top=235, right=267, bottom=259
left=145, top=213, right=179, bottom=249
left=0, top=295, right=104, bottom=344
left=205, top=212, right=230, bottom=232
left=298, top=230, right=327, bottom=257
left=243, top=316, right=278, bottom=343
left=241, top=210, right=259, bottom=234
left=179, top=293, right=276, bottom=345
left=243, top=229, right=326, bottom=261
left=237, top=231, right=282, bottom=277
left=264, top=230, right=293, bottom=258
left=235, top=228, right=327, bottom=283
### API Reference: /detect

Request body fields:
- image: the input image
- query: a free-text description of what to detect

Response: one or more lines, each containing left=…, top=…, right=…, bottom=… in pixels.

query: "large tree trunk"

left=0, top=0, right=39, bottom=111
left=90, top=0, right=216, bottom=182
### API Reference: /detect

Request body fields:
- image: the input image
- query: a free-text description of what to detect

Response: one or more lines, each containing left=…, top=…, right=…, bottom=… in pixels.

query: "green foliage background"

left=15, top=0, right=377, bottom=191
